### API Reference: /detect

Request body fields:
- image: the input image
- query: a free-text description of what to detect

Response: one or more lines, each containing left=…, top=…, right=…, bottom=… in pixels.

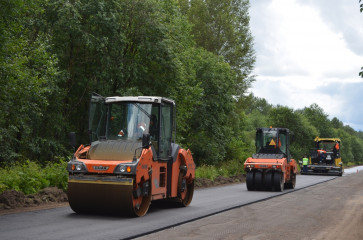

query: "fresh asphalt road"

left=0, top=172, right=349, bottom=240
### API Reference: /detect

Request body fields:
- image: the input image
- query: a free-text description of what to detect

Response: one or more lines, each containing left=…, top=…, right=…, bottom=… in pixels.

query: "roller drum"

left=67, top=175, right=151, bottom=217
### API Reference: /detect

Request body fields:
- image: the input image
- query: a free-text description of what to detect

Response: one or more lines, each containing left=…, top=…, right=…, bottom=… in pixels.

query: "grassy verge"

left=0, top=160, right=68, bottom=195
left=196, top=159, right=245, bottom=181
left=1, top=159, right=246, bottom=196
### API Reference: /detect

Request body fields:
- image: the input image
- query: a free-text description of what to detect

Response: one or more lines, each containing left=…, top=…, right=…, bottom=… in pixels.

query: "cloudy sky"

left=249, top=0, right=363, bottom=131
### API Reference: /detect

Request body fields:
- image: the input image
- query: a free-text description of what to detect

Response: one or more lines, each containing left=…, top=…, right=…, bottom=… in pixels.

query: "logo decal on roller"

left=93, top=166, right=109, bottom=171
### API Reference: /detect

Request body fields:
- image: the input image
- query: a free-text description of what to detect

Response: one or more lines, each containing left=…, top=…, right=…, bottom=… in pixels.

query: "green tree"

left=178, top=0, right=255, bottom=96
left=186, top=49, right=236, bottom=165
left=267, top=106, right=318, bottom=159
left=302, top=103, right=334, bottom=138
left=331, top=117, right=343, bottom=129
left=45, top=0, right=204, bottom=144
left=351, top=136, right=363, bottom=164
left=0, top=0, right=65, bottom=164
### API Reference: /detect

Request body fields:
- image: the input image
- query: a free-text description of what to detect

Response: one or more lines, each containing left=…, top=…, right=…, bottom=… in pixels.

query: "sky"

left=248, top=0, right=363, bottom=131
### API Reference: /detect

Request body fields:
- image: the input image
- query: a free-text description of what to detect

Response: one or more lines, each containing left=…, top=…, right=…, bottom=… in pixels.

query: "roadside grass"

left=0, top=158, right=246, bottom=196
left=6, top=156, right=353, bottom=195
left=196, top=159, right=245, bottom=181
left=0, top=160, right=68, bottom=195
left=345, top=161, right=357, bottom=167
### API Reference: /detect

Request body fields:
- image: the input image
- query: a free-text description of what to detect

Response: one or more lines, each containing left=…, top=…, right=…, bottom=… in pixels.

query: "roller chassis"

left=67, top=95, right=195, bottom=217
left=245, top=154, right=297, bottom=192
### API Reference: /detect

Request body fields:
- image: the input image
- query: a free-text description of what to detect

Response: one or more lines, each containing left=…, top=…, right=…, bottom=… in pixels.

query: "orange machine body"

left=67, top=95, right=195, bottom=216
left=243, top=127, right=297, bottom=191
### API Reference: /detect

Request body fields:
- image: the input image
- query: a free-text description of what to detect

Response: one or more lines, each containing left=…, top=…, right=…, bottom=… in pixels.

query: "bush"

left=196, top=159, right=246, bottom=181
left=0, top=160, right=68, bottom=195
left=196, top=165, right=219, bottom=180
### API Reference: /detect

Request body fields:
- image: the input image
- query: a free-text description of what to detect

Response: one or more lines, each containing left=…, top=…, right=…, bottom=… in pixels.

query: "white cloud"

left=249, top=0, right=363, bottom=130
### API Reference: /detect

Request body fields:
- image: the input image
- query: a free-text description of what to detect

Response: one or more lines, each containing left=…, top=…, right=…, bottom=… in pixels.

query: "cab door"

left=159, top=102, right=173, bottom=160
left=89, top=93, right=107, bottom=143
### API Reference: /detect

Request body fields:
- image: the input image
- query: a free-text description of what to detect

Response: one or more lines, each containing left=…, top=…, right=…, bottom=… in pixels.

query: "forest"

left=1, top=0, right=363, bottom=192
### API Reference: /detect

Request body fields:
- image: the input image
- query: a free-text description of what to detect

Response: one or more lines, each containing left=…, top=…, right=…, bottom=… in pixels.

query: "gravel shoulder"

left=135, top=171, right=363, bottom=240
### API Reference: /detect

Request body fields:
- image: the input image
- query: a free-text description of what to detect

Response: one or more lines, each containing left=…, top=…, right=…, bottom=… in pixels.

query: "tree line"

left=239, top=95, right=363, bottom=165
left=0, top=0, right=362, bottom=168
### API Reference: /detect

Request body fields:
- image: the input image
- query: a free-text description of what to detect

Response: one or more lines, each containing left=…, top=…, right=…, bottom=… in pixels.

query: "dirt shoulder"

left=135, top=171, right=363, bottom=240
left=0, top=187, right=69, bottom=215
left=0, top=174, right=245, bottom=215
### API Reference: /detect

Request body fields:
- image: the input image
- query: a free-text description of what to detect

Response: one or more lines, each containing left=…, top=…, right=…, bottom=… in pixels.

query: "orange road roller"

left=67, top=94, right=195, bottom=216
left=244, top=127, right=297, bottom=191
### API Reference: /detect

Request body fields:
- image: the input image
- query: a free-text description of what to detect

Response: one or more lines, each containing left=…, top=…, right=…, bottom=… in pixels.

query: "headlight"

left=119, top=165, right=126, bottom=172
left=75, top=164, right=82, bottom=171
left=115, top=164, right=136, bottom=174
left=68, top=161, right=87, bottom=173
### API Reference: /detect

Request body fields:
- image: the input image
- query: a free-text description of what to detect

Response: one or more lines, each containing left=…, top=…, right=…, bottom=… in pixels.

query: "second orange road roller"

left=67, top=94, right=195, bottom=216
left=244, top=127, right=297, bottom=191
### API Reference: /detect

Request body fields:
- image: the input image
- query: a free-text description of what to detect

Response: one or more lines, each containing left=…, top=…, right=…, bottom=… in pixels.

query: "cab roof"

left=105, top=96, right=175, bottom=105
left=314, top=137, right=341, bottom=142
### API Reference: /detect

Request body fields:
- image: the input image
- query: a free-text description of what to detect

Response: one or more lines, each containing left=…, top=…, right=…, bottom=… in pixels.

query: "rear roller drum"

left=273, top=172, right=284, bottom=192
left=132, top=180, right=152, bottom=217
left=264, top=171, right=274, bottom=191
left=254, top=171, right=263, bottom=191
left=246, top=171, right=255, bottom=191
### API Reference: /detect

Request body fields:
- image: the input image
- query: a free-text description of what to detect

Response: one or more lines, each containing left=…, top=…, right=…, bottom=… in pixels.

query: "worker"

left=317, top=148, right=326, bottom=163
left=137, top=122, right=147, bottom=138
left=302, top=155, right=309, bottom=173
left=335, top=142, right=340, bottom=151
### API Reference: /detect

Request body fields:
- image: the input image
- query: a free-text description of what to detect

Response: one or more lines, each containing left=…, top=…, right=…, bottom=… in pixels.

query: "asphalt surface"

left=136, top=166, right=363, bottom=240
left=0, top=172, right=346, bottom=240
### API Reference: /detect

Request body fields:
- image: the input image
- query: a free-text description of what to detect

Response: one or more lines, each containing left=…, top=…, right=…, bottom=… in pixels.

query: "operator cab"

left=89, top=94, right=175, bottom=161
left=311, top=139, right=340, bottom=165
left=254, top=128, right=292, bottom=161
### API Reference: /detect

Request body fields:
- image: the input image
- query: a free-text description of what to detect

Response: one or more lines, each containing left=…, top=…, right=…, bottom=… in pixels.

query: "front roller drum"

left=246, top=171, right=255, bottom=191
left=273, top=172, right=284, bottom=192
left=264, top=171, right=274, bottom=191
left=67, top=178, right=151, bottom=217
left=254, top=171, right=264, bottom=191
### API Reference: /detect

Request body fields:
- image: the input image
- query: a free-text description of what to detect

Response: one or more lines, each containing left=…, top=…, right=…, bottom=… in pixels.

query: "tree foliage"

left=0, top=0, right=255, bottom=167
left=1, top=0, right=362, bottom=170
left=178, top=0, right=255, bottom=97
left=0, top=0, right=66, bottom=164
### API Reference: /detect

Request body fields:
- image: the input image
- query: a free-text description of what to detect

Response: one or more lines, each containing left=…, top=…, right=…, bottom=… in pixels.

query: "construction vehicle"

left=300, top=137, right=343, bottom=176
left=67, top=94, right=195, bottom=216
left=244, top=127, right=297, bottom=191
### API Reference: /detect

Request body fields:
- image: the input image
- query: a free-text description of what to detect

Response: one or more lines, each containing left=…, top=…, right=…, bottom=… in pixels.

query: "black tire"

left=338, top=167, right=343, bottom=176
left=285, top=171, right=296, bottom=189
left=264, top=171, right=274, bottom=191
left=254, top=171, right=263, bottom=191
left=273, top=172, right=284, bottom=192
left=246, top=171, right=255, bottom=191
